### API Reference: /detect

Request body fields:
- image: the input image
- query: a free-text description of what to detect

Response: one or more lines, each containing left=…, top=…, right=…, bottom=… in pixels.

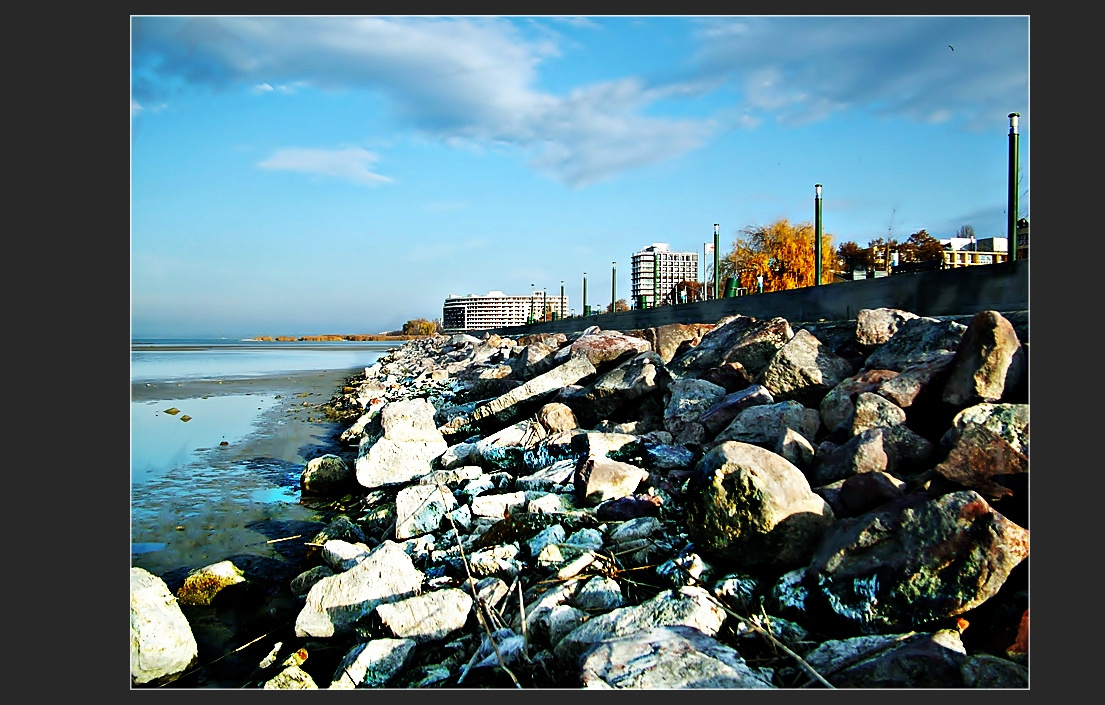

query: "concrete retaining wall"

left=478, top=258, right=1028, bottom=337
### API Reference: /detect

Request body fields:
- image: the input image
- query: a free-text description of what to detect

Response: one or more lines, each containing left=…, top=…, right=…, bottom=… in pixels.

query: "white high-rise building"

left=630, top=243, right=699, bottom=308
left=442, top=290, right=568, bottom=333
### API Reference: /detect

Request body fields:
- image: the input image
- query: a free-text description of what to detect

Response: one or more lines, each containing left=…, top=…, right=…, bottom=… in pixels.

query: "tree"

left=720, top=218, right=835, bottom=293
left=899, top=230, right=944, bottom=264
left=400, top=318, right=437, bottom=336
left=836, top=241, right=871, bottom=272
left=956, top=224, right=975, bottom=240
left=605, top=299, right=629, bottom=313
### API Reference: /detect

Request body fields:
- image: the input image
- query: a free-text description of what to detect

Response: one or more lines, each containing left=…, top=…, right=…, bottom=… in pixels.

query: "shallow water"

left=130, top=339, right=399, bottom=579
left=131, top=393, right=283, bottom=485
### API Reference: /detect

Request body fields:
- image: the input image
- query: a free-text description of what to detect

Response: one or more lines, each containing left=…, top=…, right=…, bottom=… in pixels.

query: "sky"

left=130, top=14, right=1030, bottom=339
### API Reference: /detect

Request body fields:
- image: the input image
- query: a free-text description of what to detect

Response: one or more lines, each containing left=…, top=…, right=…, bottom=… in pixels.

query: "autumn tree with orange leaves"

left=719, top=218, right=835, bottom=293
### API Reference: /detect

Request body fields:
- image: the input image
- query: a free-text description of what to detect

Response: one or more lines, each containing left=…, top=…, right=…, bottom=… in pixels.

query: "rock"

left=941, top=310, right=1025, bottom=406
left=573, top=453, right=649, bottom=506
left=301, top=453, right=353, bottom=495
left=263, top=665, right=317, bottom=689
left=554, top=585, right=727, bottom=665
left=758, top=329, right=854, bottom=407
left=684, top=441, right=834, bottom=570
left=771, top=490, right=1029, bottom=634
left=395, top=484, right=458, bottom=540
left=175, top=559, right=246, bottom=606
left=201, top=306, right=1031, bottom=690
left=373, top=588, right=474, bottom=642
left=131, top=567, right=198, bottom=685
left=579, top=625, right=775, bottom=688
left=295, top=541, right=424, bottom=638
left=802, top=629, right=968, bottom=687
left=356, top=399, right=448, bottom=489
left=563, top=351, right=672, bottom=429
left=329, top=638, right=417, bottom=689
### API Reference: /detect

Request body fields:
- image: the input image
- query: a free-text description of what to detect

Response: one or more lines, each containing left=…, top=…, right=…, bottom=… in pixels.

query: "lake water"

left=130, top=338, right=401, bottom=576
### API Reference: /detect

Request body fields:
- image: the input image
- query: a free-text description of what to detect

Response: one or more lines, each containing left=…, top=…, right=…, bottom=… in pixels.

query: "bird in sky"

left=948, top=44, right=955, bottom=51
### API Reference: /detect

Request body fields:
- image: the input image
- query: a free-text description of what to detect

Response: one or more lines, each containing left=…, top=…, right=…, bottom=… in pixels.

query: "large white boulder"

left=131, top=567, right=198, bottom=685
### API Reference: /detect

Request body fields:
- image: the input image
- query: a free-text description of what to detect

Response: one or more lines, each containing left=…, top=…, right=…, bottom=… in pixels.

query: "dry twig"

left=436, top=483, right=522, bottom=688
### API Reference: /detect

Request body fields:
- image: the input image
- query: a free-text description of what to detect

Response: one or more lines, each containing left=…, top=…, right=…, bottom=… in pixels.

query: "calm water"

left=131, top=337, right=400, bottom=383
left=130, top=338, right=401, bottom=573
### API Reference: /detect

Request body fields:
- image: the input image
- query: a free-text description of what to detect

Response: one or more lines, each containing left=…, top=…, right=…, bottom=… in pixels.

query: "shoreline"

left=131, top=366, right=362, bottom=580
left=131, top=368, right=364, bottom=403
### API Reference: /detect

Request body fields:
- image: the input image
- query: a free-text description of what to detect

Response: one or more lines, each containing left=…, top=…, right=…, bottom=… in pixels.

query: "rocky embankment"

left=131, top=307, right=1029, bottom=689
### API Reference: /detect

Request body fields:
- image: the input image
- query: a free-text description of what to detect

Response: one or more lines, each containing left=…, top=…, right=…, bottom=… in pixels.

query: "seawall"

left=478, top=258, right=1028, bottom=337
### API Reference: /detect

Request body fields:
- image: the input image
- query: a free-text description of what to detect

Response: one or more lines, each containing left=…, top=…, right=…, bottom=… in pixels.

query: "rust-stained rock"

left=942, top=310, right=1025, bottom=406
left=633, top=323, right=714, bottom=364
left=772, top=490, right=1029, bottom=634
left=559, top=330, right=653, bottom=371
left=932, top=424, right=1028, bottom=501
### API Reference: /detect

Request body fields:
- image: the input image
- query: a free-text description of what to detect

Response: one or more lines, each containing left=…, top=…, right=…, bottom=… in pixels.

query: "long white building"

left=630, top=243, right=699, bottom=308
left=442, top=290, right=568, bottom=333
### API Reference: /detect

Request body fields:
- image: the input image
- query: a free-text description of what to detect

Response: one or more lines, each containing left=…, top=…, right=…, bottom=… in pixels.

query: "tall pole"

left=583, top=272, right=588, bottom=315
left=560, top=280, right=565, bottom=319
left=713, top=224, right=720, bottom=301
left=1008, top=112, right=1020, bottom=261
left=611, top=261, right=617, bottom=313
left=542, top=288, right=547, bottom=322
left=702, top=242, right=706, bottom=300
left=814, top=184, right=823, bottom=286
left=530, top=283, right=535, bottom=323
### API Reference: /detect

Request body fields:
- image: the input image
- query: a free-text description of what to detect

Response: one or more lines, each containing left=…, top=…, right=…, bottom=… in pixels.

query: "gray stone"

left=130, top=567, right=198, bottom=685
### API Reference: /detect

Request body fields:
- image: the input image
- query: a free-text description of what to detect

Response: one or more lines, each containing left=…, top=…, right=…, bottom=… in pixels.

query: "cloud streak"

left=257, top=147, right=393, bottom=185
left=132, top=16, right=1027, bottom=187
left=689, top=16, right=1027, bottom=131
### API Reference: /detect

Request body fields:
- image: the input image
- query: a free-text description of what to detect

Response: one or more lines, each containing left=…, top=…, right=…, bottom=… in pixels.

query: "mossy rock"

left=176, top=560, right=246, bottom=606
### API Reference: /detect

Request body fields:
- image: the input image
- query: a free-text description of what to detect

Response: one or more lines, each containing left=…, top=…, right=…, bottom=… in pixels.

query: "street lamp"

left=560, top=280, right=565, bottom=320
left=814, top=184, right=823, bottom=286
left=611, top=261, right=617, bottom=313
left=713, top=224, right=720, bottom=301
left=582, top=272, right=588, bottom=316
left=1008, top=112, right=1020, bottom=261
left=542, top=288, right=547, bottom=322
left=529, top=283, right=535, bottom=323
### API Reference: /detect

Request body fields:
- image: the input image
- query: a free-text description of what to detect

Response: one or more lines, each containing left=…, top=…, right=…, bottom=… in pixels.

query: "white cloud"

left=689, top=16, right=1027, bottom=131
left=132, top=16, right=1027, bottom=187
left=257, top=147, right=393, bottom=186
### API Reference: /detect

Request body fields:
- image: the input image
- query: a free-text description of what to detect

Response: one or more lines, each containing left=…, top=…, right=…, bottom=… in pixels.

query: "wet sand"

left=132, top=366, right=368, bottom=687
left=132, top=367, right=363, bottom=575
left=131, top=368, right=362, bottom=404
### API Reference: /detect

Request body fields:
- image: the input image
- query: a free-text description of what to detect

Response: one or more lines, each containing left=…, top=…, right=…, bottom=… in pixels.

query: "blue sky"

left=130, top=15, right=1029, bottom=339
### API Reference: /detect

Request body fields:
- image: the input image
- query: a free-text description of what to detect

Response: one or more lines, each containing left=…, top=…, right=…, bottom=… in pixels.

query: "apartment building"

left=442, top=290, right=568, bottom=333
left=938, top=235, right=1009, bottom=269
left=630, top=243, right=700, bottom=308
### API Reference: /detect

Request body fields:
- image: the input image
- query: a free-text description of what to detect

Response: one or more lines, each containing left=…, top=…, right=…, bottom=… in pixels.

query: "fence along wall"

left=478, top=258, right=1028, bottom=337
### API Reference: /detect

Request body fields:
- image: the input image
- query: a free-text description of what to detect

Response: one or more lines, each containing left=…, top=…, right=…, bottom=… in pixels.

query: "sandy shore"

left=131, top=366, right=364, bottom=579
left=131, top=368, right=362, bottom=403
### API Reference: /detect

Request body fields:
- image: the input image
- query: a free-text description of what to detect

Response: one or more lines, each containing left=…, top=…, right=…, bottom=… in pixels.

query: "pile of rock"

left=131, top=307, right=1030, bottom=689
